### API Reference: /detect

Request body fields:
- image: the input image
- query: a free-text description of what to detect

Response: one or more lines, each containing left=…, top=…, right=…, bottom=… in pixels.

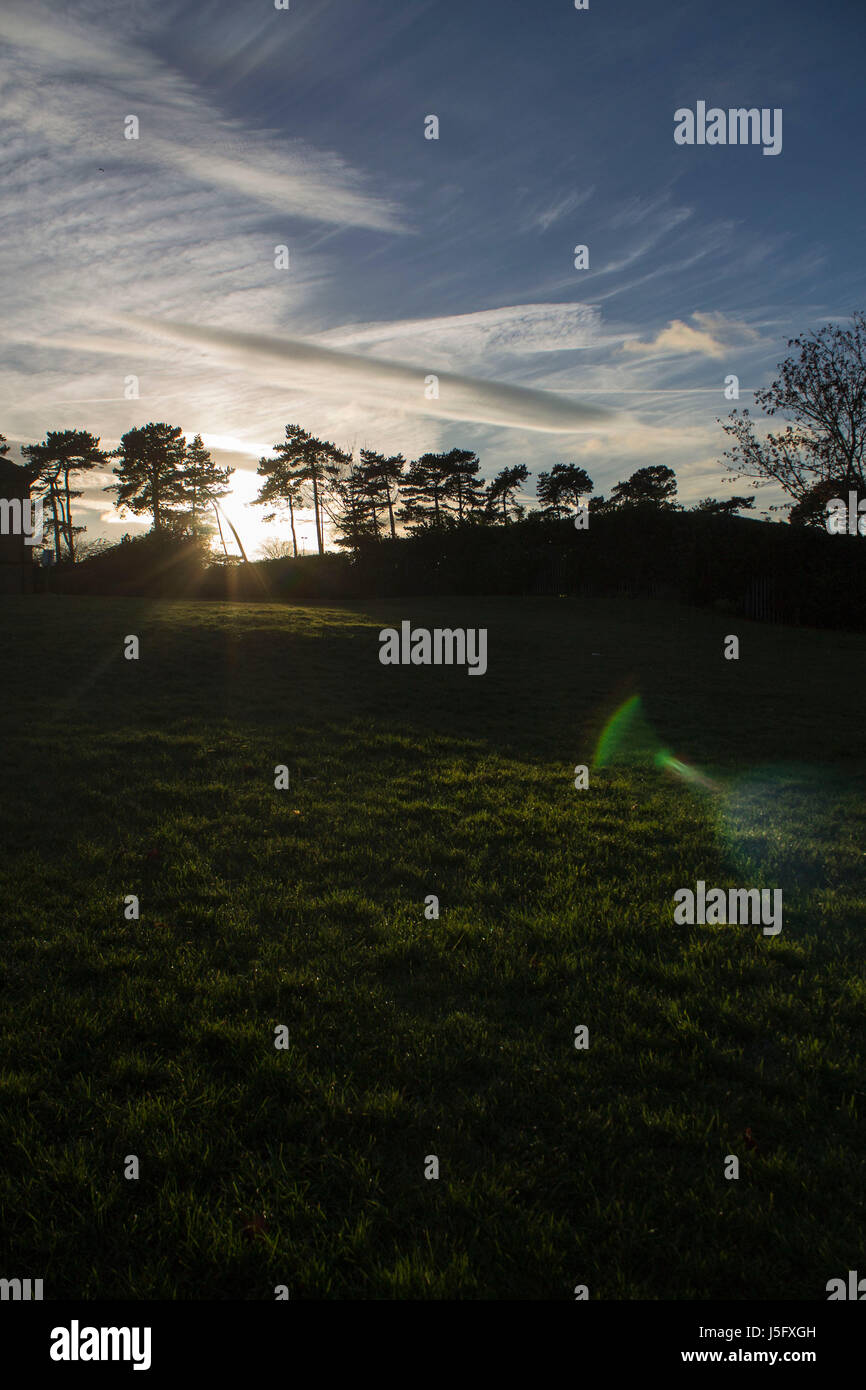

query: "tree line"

left=4, top=309, right=865, bottom=561
left=249, top=429, right=752, bottom=557
left=2, top=422, right=752, bottom=565
left=0, top=425, right=232, bottom=564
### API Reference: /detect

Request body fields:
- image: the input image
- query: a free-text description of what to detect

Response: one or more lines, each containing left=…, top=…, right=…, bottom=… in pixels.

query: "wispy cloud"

left=120, top=317, right=617, bottom=434
left=0, top=0, right=408, bottom=449
left=520, top=188, right=596, bottom=234
left=0, top=2, right=405, bottom=233
left=318, top=303, right=602, bottom=366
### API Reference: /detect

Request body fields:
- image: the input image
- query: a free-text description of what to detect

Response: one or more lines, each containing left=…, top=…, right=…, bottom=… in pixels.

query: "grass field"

left=1, top=593, right=864, bottom=1300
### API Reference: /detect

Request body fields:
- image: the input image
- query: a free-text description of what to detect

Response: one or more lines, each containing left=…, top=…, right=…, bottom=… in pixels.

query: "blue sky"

left=2, top=0, right=864, bottom=553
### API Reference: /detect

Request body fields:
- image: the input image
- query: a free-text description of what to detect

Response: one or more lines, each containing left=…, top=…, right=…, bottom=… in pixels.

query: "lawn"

left=1, top=594, right=864, bottom=1299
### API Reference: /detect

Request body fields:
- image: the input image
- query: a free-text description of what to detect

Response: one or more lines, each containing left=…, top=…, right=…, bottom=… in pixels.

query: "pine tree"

left=398, top=452, right=451, bottom=531
left=399, top=449, right=486, bottom=531
left=178, top=435, right=233, bottom=538
left=610, top=465, right=678, bottom=510
left=357, top=450, right=405, bottom=538
left=331, top=459, right=382, bottom=549
left=442, top=449, right=486, bottom=522
left=536, top=463, right=594, bottom=518
left=23, top=429, right=106, bottom=561
left=106, top=423, right=186, bottom=532
left=254, top=425, right=349, bottom=555
left=485, top=463, right=529, bottom=523
left=254, top=427, right=309, bottom=557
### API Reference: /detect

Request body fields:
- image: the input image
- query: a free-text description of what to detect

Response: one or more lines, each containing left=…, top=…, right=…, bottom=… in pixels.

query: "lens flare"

left=592, top=694, right=655, bottom=767
left=654, top=748, right=719, bottom=791
left=593, top=694, right=719, bottom=790
left=592, top=703, right=857, bottom=902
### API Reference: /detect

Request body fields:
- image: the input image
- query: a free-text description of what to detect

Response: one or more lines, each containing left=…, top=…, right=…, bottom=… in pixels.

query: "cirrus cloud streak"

left=121, top=317, right=618, bottom=435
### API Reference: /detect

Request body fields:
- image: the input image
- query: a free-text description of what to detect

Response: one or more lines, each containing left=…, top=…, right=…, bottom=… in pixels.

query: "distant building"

left=0, top=457, right=35, bottom=594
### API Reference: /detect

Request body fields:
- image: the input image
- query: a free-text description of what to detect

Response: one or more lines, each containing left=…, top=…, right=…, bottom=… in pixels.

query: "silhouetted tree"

left=537, top=463, right=594, bottom=517
left=610, top=464, right=678, bottom=509
left=178, top=435, right=233, bottom=538
left=786, top=479, right=845, bottom=528
left=23, top=429, right=107, bottom=561
left=358, top=449, right=405, bottom=538
left=331, top=459, right=383, bottom=549
left=399, top=448, right=487, bottom=530
left=255, top=424, right=349, bottom=555
left=254, top=432, right=308, bottom=557
left=399, top=452, right=452, bottom=531
left=107, top=423, right=186, bottom=533
left=720, top=312, right=866, bottom=510
left=692, top=495, right=755, bottom=515
left=308, top=433, right=352, bottom=554
left=588, top=493, right=614, bottom=517
left=486, top=463, right=529, bottom=523
left=442, top=448, right=486, bottom=522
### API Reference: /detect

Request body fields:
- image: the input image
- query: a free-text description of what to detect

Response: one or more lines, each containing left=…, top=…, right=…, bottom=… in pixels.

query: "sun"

left=207, top=458, right=326, bottom=559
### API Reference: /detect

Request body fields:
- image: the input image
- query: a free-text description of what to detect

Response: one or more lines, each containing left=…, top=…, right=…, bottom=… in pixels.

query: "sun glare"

left=216, top=466, right=326, bottom=559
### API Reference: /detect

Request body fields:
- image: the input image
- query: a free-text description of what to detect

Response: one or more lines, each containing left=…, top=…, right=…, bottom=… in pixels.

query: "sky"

left=1, top=0, right=864, bottom=556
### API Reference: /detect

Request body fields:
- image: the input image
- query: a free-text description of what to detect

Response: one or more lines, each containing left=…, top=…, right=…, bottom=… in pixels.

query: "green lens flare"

left=655, top=748, right=718, bottom=789
left=593, top=695, right=718, bottom=789
left=592, top=694, right=654, bottom=767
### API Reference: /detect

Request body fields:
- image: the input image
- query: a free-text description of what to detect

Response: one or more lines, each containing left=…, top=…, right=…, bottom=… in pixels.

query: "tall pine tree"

left=23, top=429, right=106, bottom=561
left=107, top=423, right=186, bottom=532
left=357, top=450, right=405, bottom=538
left=254, top=428, right=308, bottom=557
left=178, top=435, right=234, bottom=538
left=536, top=463, right=594, bottom=518
left=398, top=452, right=453, bottom=531
left=485, top=463, right=529, bottom=523
left=254, top=425, right=349, bottom=555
